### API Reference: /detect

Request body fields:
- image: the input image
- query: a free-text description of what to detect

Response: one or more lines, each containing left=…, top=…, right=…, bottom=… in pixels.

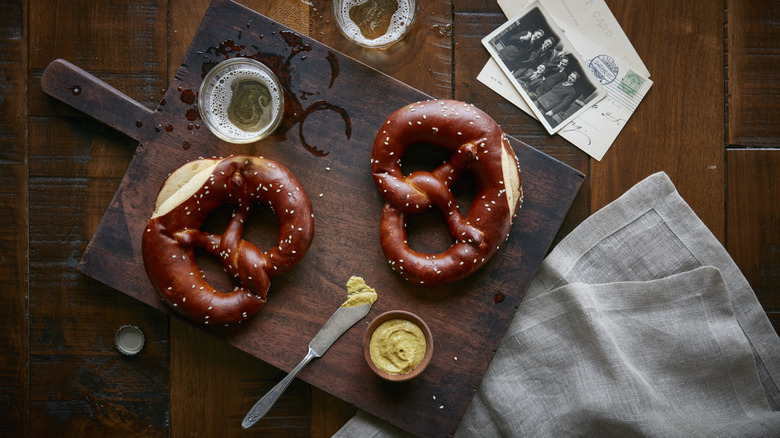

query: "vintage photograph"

left=482, top=1, right=607, bottom=134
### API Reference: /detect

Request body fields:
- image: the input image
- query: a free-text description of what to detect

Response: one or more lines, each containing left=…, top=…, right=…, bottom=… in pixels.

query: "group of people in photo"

left=489, top=8, right=600, bottom=128
left=498, top=27, right=585, bottom=122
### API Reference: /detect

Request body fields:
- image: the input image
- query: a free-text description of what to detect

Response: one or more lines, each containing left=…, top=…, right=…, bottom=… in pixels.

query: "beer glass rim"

left=332, top=0, right=418, bottom=50
left=198, top=58, right=285, bottom=144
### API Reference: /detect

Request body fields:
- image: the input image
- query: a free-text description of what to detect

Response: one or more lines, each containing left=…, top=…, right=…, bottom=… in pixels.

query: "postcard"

left=497, top=0, right=649, bottom=78
left=478, top=25, right=652, bottom=160
left=482, top=1, right=608, bottom=135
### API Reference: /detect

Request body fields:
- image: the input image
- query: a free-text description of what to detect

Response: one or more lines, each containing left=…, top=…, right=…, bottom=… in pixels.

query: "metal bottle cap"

left=114, top=325, right=145, bottom=356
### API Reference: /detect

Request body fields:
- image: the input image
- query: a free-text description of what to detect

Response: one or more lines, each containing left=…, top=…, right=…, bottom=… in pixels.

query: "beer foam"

left=202, top=63, right=282, bottom=141
left=335, top=0, right=415, bottom=48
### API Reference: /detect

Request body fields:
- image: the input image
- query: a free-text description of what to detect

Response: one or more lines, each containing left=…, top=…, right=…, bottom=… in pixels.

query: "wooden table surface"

left=2, top=0, right=778, bottom=436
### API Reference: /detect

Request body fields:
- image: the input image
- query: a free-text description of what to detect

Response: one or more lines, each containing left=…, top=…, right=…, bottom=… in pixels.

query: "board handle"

left=41, top=59, right=158, bottom=142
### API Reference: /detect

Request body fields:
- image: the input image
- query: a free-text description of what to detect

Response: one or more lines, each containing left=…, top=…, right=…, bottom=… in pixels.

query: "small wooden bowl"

left=363, top=310, right=434, bottom=382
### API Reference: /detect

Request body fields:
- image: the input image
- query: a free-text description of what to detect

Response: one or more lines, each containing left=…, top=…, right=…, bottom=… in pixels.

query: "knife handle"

left=241, top=347, right=318, bottom=429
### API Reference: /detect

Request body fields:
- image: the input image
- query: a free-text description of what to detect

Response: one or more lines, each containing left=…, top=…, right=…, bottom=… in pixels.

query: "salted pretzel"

left=372, top=99, right=523, bottom=286
left=142, top=155, right=314, bottom=325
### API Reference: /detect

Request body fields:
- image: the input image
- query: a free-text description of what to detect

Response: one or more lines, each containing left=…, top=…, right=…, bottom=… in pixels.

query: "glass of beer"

left=333, top=0, right=418, bottom=49
left=198, top=58, right=284, bottom=144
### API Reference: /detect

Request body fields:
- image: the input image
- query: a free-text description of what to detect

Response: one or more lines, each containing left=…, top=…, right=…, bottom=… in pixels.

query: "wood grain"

left=452, top=7, right=590, bottom=246
left=170, top=320, right=312, bottom=437
left=169, top=0, right=311, bottom=81
left=167, top=1, right=318, bottom=436
left=595, top=0, right=725, bottom=240
left=726, top=149, right=780, bottom=333
left=311, top=388, right=357, bottom=438
left=27, top=0, right=168, bottom=113
left=27, top=116, right=171, bottom=437
left=27, top=0, right=170, bottom=436
left=0, top=165, right=27, bottom=435
left=11, top=0, right=780, bottom=436
left=310, top=1, right=455, bottom=433
left=312, top=0, right=452, bottom=98
left=46, top=1, right=580, bottom=436
left=0, top=0, right=27, bottom=434
left=727, top=0, right=780, bottom=146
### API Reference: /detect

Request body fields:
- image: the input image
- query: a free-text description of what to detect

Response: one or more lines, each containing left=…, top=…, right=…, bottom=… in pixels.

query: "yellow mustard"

left=369, top=318, right=426, bottom=374
left=341, top=276, right=378, bottom=308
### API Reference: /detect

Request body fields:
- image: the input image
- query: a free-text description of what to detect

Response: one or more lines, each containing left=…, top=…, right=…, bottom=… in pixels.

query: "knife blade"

left=241, top=302, right=372, bottom=429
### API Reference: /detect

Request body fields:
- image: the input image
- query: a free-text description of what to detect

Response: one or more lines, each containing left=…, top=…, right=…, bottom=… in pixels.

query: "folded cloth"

left=334, top=172, right=780, bottom=437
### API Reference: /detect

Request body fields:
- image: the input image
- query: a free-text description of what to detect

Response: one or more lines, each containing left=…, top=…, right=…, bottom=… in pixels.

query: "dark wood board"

left=40, top=0, right=583, bottom=436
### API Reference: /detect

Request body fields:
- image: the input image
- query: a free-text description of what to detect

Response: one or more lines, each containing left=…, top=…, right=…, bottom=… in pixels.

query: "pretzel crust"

left=142, top=155, right=314, bottom=325
left=372, top=99, right=522, bottom=285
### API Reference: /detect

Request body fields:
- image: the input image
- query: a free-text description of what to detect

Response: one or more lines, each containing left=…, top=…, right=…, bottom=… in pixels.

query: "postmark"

left=619, top=70, right=645, bottom=97
left=588, top=54, right=618, bottom=85
left=481, top=1, right=607, bottom=135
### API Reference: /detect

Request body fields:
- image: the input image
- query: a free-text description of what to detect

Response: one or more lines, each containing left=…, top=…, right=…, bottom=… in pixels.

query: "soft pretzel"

left=142, top=155, right=314, bottom=325
left=372, top=99, right=522, bottom=286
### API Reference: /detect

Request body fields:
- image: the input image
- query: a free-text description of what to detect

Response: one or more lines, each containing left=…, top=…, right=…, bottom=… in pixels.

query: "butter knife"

left=241, top=302, right=372, bottom=429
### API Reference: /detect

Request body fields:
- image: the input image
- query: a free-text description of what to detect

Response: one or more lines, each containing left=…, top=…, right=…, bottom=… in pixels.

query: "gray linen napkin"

left=334, top=172, right=780, bottom=437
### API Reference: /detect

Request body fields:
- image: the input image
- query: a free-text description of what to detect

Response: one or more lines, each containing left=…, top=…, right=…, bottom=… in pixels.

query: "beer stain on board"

left=172, top=29, right=351, bottom=157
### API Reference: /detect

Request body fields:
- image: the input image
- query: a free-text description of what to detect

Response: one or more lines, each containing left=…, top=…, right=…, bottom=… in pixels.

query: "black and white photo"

left=482, top=1, right=607, bottom=134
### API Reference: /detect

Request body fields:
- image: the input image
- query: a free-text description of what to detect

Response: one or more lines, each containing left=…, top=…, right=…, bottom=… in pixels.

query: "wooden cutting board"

left=41, top=0, right=583, bottom=436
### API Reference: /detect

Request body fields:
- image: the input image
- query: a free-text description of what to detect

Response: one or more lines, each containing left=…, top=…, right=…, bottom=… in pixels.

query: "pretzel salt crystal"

left=142, top=155, right=314, bottom=325
left=372, top=99, right=522, bottom=285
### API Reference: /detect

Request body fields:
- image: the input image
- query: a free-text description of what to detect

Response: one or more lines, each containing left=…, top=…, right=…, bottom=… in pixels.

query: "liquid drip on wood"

left=197, top=31, right=350, bottom=157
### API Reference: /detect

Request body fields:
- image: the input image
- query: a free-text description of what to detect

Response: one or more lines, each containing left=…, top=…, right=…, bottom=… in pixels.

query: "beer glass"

left=198, top=58, right=284, bottom=144
left=333, top=0, right=418, bottom=49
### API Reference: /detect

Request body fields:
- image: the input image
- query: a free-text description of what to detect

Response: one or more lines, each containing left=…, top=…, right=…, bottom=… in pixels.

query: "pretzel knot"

left=142, top=156, right=314, bottom=325
left=372, top=100, right=523, bottom=286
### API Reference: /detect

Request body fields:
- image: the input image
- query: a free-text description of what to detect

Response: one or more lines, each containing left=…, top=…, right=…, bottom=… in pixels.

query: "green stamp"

left=619, top=70, right=645, bottom=97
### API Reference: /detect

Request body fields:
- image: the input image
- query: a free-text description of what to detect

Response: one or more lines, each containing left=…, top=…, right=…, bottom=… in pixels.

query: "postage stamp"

left=619, top=70, right=645, bottom=97
left=481, top=0, right=607, bottom=135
